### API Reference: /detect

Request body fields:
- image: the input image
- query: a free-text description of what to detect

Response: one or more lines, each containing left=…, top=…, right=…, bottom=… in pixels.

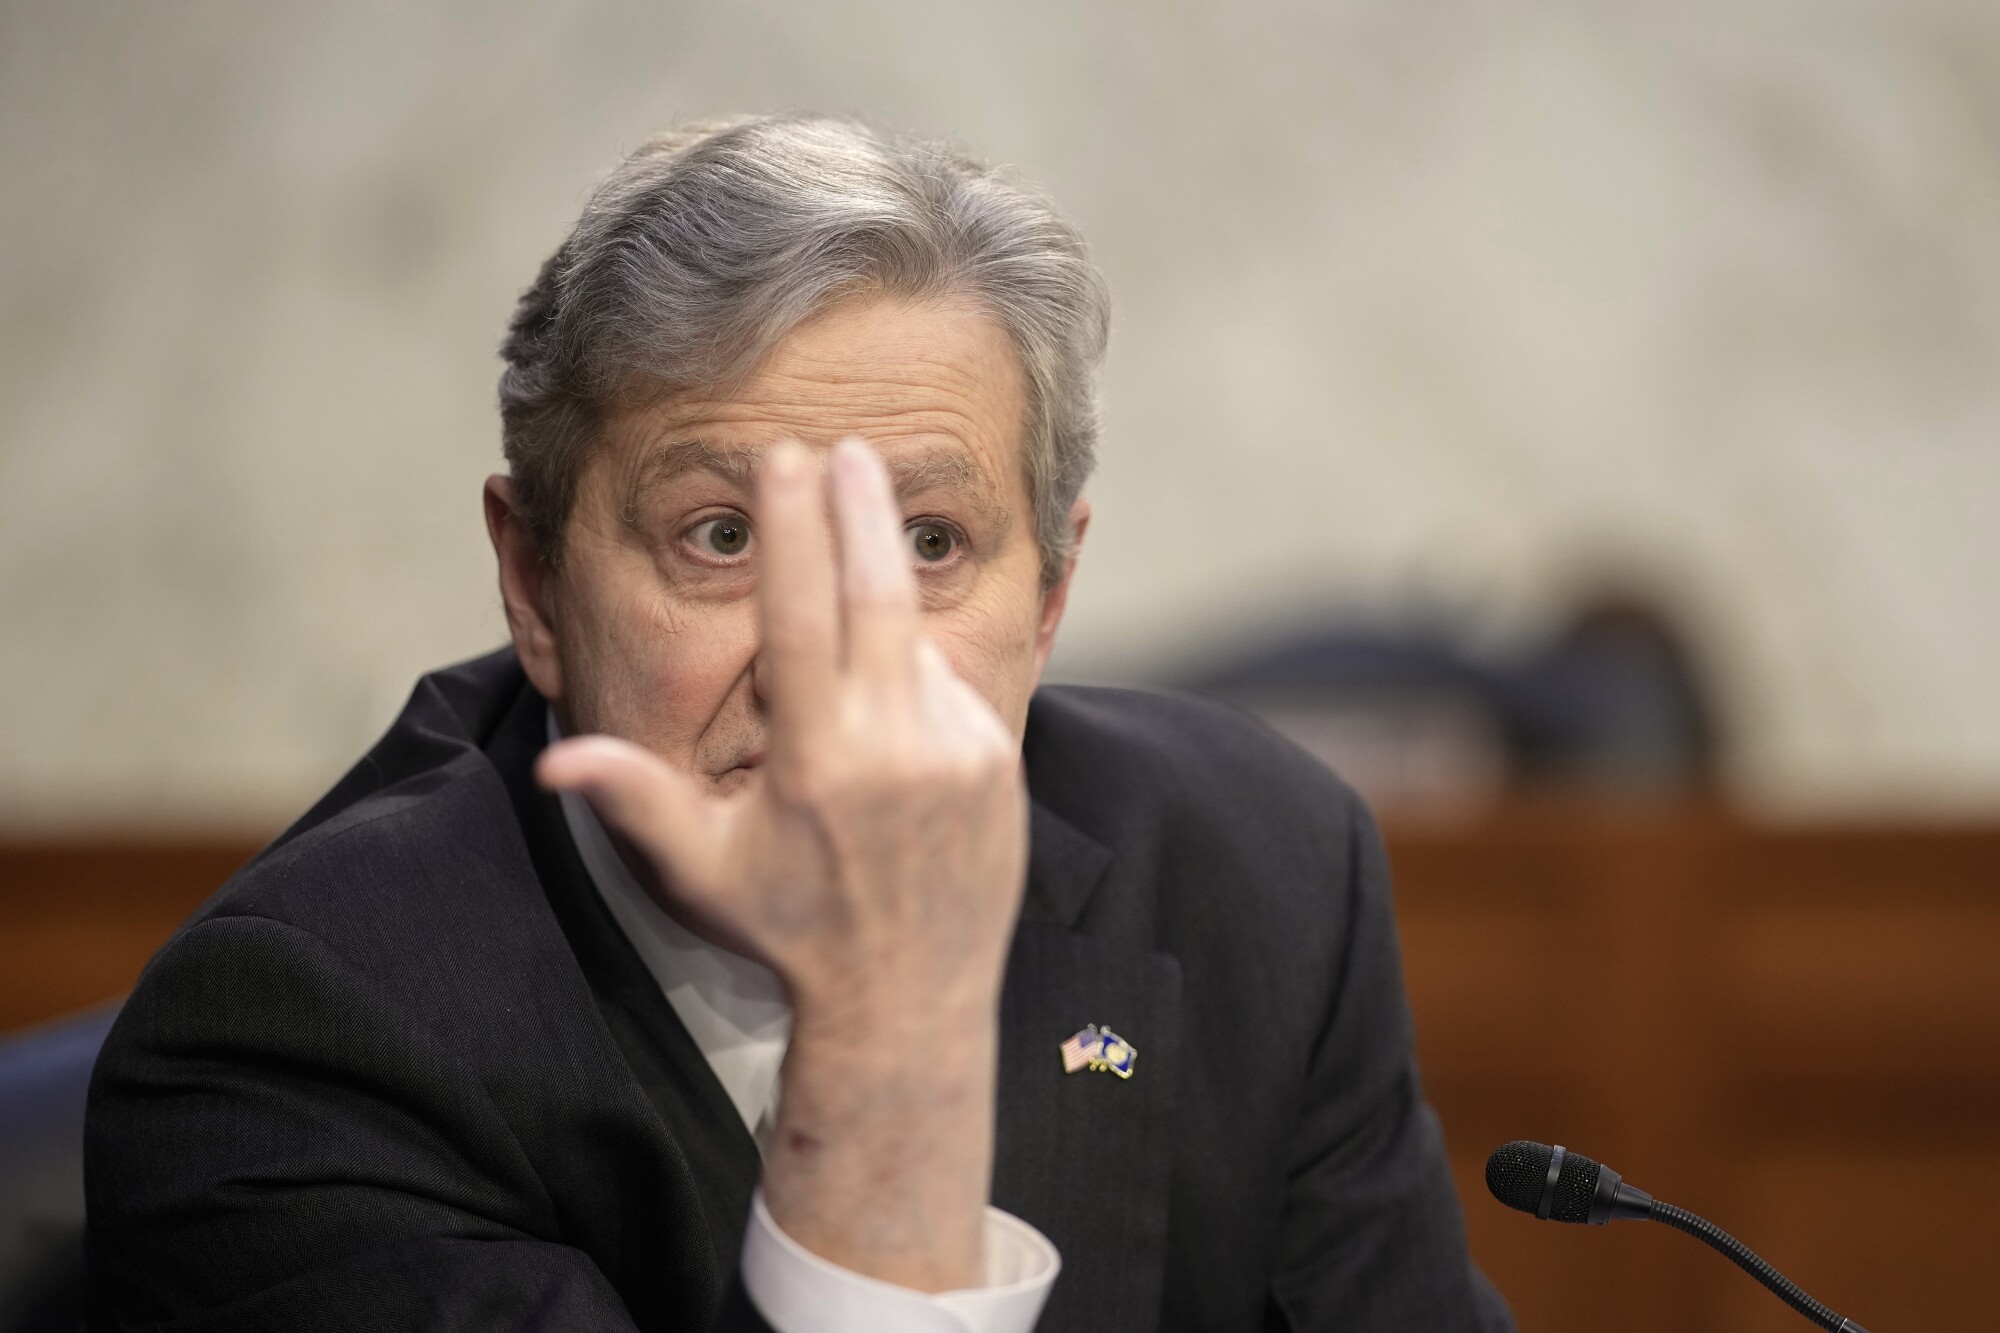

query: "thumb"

left=537, top=735, right=720, bottom=889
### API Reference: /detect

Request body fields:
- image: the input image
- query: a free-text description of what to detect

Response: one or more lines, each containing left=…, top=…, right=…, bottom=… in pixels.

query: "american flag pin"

left=1060, top=1024, right=1100, bottom=1074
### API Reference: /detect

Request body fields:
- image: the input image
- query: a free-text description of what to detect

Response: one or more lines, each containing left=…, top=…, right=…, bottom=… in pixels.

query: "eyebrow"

left=631, top=439, right=759, bottom=497
left=628, top=437, right=1011, bottom=532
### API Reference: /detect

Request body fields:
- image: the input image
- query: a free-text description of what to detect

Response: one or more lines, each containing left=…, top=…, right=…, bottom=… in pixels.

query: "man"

left=86, top=116, right=1510, bottom=1332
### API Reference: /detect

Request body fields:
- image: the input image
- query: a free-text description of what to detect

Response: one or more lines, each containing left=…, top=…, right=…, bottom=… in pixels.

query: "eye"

left=907, top=521, right=956, bottom=564
left=688, top=516, right=752, bottom=557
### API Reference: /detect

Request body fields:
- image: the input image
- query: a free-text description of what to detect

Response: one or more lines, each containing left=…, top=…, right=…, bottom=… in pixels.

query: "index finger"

left=757, top=441, right=838, bottom=754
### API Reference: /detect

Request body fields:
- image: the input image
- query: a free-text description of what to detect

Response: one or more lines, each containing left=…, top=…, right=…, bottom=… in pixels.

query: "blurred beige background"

left=2, top=0, right=1997, bottom=832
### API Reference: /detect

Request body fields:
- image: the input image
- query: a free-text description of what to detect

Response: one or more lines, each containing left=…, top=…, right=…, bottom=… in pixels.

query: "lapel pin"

left=1059, top=1023, right=1137, bottom=1079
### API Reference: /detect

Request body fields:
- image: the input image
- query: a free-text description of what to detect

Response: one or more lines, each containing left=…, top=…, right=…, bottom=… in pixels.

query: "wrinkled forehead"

left=599, top=296, right=1032, bottom=517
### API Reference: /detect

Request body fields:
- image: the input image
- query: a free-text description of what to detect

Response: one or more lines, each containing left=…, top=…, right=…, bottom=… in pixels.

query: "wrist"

left=784, top=990, right=999, bottom=1092
left=764, top=999, right=998, bottom=1292
left=786, top=958, right=1004, bottom=1050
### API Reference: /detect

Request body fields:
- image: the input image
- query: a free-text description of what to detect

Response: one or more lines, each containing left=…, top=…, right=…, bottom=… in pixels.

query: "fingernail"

left=833, top=435, right=876, bottom=470
left=763, top=440, right=808, bottom=482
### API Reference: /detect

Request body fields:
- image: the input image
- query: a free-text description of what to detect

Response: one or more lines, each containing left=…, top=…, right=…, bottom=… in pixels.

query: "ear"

left=484, top=474, right=565, bottom=702
left=1030, top=497, right=1091, bottom=682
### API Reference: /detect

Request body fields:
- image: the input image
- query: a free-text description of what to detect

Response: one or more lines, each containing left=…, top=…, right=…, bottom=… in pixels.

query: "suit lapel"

left=488, top=685, right=764, bottom=1288
left=994, top=802, right=1182, bottom=1333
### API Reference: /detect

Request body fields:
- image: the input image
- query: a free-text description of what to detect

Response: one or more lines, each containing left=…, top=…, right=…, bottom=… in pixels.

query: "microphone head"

left=1484, top=1140, right=1606, bottom=1224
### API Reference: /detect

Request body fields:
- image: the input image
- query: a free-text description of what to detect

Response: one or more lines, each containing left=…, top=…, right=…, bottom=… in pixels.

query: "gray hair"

left=498, top=115, right=1111, bottom=587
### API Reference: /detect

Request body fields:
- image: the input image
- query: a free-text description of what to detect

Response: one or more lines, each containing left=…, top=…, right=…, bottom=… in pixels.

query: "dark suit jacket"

left=85, top=649, right=1510, bottom=1332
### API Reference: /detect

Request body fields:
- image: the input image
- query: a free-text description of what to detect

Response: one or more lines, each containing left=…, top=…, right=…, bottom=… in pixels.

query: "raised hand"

left=538, top=436, right=1028, bottom=1292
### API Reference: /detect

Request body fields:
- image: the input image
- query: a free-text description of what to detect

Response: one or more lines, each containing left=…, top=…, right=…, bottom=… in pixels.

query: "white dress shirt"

left=551, top=712, right=1060, bottom=1333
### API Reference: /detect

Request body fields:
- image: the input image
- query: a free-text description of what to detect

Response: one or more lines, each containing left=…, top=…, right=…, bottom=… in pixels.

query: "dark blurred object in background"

left=1183, top=595, right=1718, bottom=821
left=0, top=1006, right=116, bottom=1333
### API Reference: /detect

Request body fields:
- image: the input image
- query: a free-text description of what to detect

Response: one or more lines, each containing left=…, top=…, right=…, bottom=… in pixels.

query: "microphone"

left=1485, top=1141, right=1872, bottom=1333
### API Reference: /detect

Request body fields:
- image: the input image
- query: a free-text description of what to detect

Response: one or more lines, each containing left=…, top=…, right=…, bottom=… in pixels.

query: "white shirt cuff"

left=739, top=1188, right=1060, bottom=1333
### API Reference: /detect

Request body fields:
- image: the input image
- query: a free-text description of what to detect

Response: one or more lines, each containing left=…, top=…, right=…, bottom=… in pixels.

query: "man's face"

left=490, top=295, right=1084, bottom=791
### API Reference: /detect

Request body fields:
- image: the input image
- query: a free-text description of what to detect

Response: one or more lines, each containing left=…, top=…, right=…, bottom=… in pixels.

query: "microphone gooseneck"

left=1484, top=1141, right=1871, bottom=1333
left=1647, top=1200, right=1867, bottom=1333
